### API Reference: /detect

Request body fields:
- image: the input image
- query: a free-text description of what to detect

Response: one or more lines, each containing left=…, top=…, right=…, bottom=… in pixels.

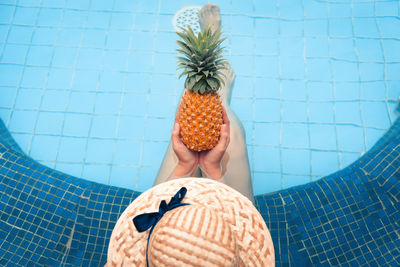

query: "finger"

left=221, top=106, right=230, bottom=143
left=220, top=106, right=230, bottom=144
left=174, top=105, right=181, bottom=124
left=171, top=123, right=182, bottom=147
left=224, top=127, right=230, bottom=149
left=216, top=124, right=230, bottom=150
left=221, top=105, right=230, bottom=127
left=222, top=124, right=230, bottom=149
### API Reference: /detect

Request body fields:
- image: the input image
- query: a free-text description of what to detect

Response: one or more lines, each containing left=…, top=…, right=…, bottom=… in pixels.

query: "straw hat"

left=106, top=178, right=274, bottom=266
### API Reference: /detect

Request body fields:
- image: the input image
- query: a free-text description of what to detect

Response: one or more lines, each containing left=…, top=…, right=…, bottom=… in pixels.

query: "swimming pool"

left=0, top=0, right=399, bottom=195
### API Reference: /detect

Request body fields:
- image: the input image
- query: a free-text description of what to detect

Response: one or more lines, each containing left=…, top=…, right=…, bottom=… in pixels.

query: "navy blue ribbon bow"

left=133, top=187, right=190, bottom=266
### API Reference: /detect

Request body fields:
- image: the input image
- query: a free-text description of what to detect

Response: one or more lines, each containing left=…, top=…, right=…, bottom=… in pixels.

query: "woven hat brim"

left=106, top=178, right=275, bottom=266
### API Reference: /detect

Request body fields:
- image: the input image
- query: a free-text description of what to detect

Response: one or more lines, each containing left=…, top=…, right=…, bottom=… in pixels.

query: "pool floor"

left=0, top=0, right=399, bottom=194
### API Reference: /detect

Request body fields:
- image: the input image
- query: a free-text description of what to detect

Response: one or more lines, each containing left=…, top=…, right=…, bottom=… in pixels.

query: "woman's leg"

left=219, top=65, right=255, bottom=203
left=199, top=4, right=254, bottom=202
left=153, top=143, right=177, bottom=185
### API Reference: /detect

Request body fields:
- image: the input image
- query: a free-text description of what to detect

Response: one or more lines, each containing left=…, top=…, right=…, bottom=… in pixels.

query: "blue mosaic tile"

left=254, top=146, right=280, bottom=173
left=254, top=122, right=280, bottom=146
left=13, top=6, right=38, bottom=25
left=67, top=92, right=95, bottom=114
left=282, top=123, right=309, bottom=148
left=254, top=99, right=280, bottom=122
left=2, top=44, right=28, bottom=64
left=30, top=135, right=59, bottom=161
left=312, top=151, right=340, bottom=176
left=35, top=112, right=64, bottom=134
left=1, top=0, right=400, bottom=265
left=282, top=149, right=310, bottom=175
left=47, top=68, right=74, bottom=89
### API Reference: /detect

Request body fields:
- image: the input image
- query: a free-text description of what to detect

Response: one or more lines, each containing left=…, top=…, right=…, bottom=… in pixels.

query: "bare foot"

left=219, top=62, right=236, bottom=105
left=198, top=4, right=221, bottom=33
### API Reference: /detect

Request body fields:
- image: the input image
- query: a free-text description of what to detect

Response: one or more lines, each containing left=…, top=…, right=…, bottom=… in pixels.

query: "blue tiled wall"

left=0, top=0, right=399, bottom=195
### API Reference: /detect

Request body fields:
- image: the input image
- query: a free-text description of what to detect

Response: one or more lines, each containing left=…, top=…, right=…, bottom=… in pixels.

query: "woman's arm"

left=168, top=122, right=199, bottom=180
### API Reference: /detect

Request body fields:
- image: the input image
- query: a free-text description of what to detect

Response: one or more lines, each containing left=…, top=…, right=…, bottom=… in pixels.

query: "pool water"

left=0, top=0, right=399, bottom=195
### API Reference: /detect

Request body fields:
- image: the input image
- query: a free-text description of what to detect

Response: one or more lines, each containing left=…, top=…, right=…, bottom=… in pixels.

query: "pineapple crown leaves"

left=176, top=25, right=228, bottom=94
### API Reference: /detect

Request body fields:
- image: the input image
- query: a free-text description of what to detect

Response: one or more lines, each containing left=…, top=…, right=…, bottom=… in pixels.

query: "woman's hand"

left=171, top=112, right=199, bottom=178
left=199, top=106, right=230, bottom=181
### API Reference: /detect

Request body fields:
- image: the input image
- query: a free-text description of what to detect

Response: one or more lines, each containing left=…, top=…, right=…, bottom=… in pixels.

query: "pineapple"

left=176, top=25, right=227, bottom=151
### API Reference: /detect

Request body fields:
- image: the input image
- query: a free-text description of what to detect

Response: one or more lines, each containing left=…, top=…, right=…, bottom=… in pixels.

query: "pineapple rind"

left=179, top=91, right=223, bottom=151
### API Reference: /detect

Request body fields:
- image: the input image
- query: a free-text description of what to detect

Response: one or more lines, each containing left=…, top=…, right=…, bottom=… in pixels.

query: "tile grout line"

left=251, top=0, right=256, bottom=192
left=0, top=3, right=18, bottom=128
left=7, top=2, right=64, bottom=264
left=302, top=0, right=313, bottom=183
left=350, top=0, right=368, bottom=157
left=93, top=0, right=120, bottom=255
left=53, top=0, right=86, bottom=175
left=0, top=2, right=44, bottom=257
left=79, top=0, right=112, bottom=181
left=25, top=0, right=59, bottom=165
left=134, top=0, right=162, bottom=191
left=326, top=2, right=342, bottom=172
left=106, top=4, right=137, bottom=187
left=277, top=0, right=284, bottom=191
left=373, top=2, right=392, bottom=127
